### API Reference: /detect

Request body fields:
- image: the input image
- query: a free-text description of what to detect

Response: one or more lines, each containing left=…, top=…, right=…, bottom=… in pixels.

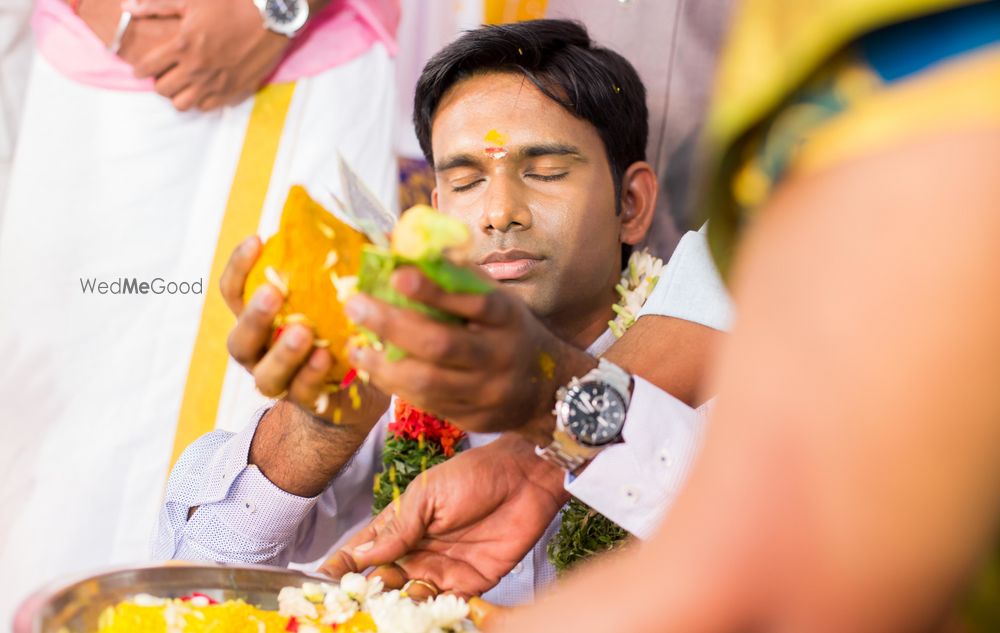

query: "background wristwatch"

left=253, top=0, right=310, bottom=37
left=535, top=358, right=632, bottom=472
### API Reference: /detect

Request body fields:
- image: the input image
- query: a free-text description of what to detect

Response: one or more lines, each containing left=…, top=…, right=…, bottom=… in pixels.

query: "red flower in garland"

left=390, top=399, right=465, bottom=457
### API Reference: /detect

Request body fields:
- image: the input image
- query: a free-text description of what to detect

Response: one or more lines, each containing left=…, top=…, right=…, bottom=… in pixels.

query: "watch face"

left=564, top=382, right=626, bottom=447
left=264, top=0, right=307, bottom=33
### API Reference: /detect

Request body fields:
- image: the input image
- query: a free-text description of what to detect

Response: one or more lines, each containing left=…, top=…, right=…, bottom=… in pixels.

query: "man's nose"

left=480, top=176, right=532, bottom=233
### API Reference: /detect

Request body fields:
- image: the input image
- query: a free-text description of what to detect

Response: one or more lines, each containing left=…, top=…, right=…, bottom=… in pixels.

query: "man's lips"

left=478, top=250, right=544, bottom=281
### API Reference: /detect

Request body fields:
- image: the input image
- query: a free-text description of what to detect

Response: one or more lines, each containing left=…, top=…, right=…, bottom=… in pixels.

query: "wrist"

left=531, top=357, right=633, bottom=474
left=306, top=0, right=331, bottom=13
left=500, top=433, right=572, bottom=505
left=518, top=342, right=598, bottom=447
left=249, top=401, right=372, bottom=497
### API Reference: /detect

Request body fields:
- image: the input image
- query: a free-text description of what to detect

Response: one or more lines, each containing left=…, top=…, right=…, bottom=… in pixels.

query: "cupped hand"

left=345, top=266, right=597, bottom=439
left=221, top=236, right=388, bottom=427
left=319, top=433, right=570, bottom=597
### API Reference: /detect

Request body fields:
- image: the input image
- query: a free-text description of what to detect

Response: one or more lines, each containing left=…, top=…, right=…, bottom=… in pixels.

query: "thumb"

left=121, top=0, right=186, bottom=18
left=319, top=495, right=429, bottom=578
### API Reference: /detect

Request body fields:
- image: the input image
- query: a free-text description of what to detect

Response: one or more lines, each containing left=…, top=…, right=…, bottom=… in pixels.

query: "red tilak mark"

left=286, top=616, right=299, bottom=632
left=484, top=146, right=508, bottom=160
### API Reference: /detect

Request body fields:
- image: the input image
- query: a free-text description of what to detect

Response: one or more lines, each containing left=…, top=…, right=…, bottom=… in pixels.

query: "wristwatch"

left=535, top=358, right=632, bottom=472
left=253, top=0, right=310, bottom=37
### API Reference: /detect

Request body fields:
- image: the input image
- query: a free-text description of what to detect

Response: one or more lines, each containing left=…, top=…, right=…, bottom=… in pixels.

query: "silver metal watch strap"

left=534, top=430, right=588, bottom=471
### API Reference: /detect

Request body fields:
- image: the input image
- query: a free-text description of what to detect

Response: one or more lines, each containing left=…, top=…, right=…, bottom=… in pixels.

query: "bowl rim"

left=12, top=562, right=331, bottom=633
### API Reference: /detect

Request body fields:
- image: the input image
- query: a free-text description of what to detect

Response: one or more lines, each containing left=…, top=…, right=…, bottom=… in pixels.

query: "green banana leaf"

left=356, top=246, right=493, bottom=361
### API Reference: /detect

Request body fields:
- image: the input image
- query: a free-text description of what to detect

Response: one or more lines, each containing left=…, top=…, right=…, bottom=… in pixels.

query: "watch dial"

left=565, top=382, right=626, bottom=446
left=266, top=0, right=300, bottom=25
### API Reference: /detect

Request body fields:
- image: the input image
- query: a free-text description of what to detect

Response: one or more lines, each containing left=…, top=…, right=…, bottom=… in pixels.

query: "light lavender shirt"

left=152, top=230, right=731, bottom=605
left=152, top=333, right=617, bottom=607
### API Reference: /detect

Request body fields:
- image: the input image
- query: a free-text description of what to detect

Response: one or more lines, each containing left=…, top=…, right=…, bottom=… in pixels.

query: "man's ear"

left=431, top=187, right=439, bottom=209
left=618, top=161, right=657, bottom=246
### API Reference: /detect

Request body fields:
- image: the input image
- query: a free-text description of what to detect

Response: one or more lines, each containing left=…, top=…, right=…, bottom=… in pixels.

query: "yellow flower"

left=390, top=205, right=471, bottom=261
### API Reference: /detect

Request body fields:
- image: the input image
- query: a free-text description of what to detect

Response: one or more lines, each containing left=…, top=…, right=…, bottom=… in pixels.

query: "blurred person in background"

left=319, top=1, right=1000, bottom=631
left=0, top=0, right=398, bottom=624
left=0, top=0, right=32, bottom=227
left=497, top=0, right=1000, bottom=630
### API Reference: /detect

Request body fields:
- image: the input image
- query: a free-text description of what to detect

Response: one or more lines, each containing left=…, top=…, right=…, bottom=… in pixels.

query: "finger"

left=319, top=509, right=392, bottom=579
left=154, top=66, right=191, bottom=100
left=171, top=83, right=202, bottom=112
left=401, top=578, right=439, bottom=602
left=320, top=495, right=428, bottom=579
left=253, top=324, right=314, bottom=398
left=288, top=349, right=332, bottom=415
left=395, top=552, right=491, bottom=597
left=368, top=564, right=407, bottom=590
left=121, top=0, right=185, bottom=18
left=349, top=345, right=485, bottom=411
left=392, top=267, right=512, bottom=327
left=220, top=236, right=261, bottom=316
left=226, top=285, right=283, bottom=369
left=197, top=93, right=223, bottom=112
left=133, top=38, right=180, bottom=79
left=345, top=295, right=486, bottom=368
left=468, top=597, right=508, bottom=630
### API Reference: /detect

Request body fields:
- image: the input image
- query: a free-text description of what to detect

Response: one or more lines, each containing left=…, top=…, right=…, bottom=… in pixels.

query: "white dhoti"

left=0, top=43, right=397, bottom=623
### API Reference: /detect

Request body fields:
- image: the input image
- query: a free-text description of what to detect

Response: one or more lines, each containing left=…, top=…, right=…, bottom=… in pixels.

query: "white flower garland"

left=609, top=248, right=665, bottom=338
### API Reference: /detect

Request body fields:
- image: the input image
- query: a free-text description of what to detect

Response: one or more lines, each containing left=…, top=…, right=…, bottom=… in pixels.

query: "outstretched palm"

left=320, top=433, right=569, bottom=596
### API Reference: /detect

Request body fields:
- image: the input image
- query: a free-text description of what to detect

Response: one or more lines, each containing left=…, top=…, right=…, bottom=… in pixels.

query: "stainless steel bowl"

left=12, top=562, right=329, bottom=633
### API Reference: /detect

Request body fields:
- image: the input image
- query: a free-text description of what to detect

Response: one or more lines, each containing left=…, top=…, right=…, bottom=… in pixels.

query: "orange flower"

left=390, top=400, right=465, bottom=456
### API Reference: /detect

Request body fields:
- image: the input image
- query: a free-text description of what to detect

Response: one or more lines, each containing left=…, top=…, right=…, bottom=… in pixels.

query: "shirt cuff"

left=175, top=407, right=324, bottom=545
left=195, top=464, right=320, bottom=544
left=564, top=376, right=705, bottom=539
left=637, top=223, right=733, bottom=332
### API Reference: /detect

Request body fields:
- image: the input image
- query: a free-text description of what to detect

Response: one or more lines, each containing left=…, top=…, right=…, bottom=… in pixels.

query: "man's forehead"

left=433, top=72, right=579, bottom=130
left=431, top=71, right=605, bottom=165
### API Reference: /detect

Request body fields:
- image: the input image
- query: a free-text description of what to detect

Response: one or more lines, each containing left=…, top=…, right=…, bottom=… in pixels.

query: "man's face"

left=430, top=72, right=624, bottom=323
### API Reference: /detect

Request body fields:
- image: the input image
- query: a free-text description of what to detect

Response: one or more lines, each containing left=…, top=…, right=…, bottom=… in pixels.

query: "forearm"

left=604, top=316, right=723, bottom=407
left=608, top=226, right=730, bottom=407
left=516, top=315, right=721, bottom=449
left=249, top=400, right=372, bottom=497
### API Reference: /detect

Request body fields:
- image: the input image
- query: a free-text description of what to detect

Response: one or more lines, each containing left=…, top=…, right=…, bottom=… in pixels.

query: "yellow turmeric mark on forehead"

left=484, top=129, right=509, bottom=160
left=484, top=129, right=508, bottom=146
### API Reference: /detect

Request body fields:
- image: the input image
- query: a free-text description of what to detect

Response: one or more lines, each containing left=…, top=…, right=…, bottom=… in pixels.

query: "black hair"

left=413, top=19, right=649, bottom=217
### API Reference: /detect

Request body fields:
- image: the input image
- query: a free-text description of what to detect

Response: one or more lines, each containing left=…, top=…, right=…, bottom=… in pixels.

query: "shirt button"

left=623, top=486, right=639, bottom=504
left=659, top=449, right=673, bottom=468
left=242, top=501, right=257, bottom=515
left=512, top=563, right=524, bottom=574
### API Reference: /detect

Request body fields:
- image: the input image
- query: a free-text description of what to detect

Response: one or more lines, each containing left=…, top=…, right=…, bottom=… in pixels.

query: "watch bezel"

left=261, top=0, right=309, bottom=36
left=559, top=380, right=627, bottom=448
